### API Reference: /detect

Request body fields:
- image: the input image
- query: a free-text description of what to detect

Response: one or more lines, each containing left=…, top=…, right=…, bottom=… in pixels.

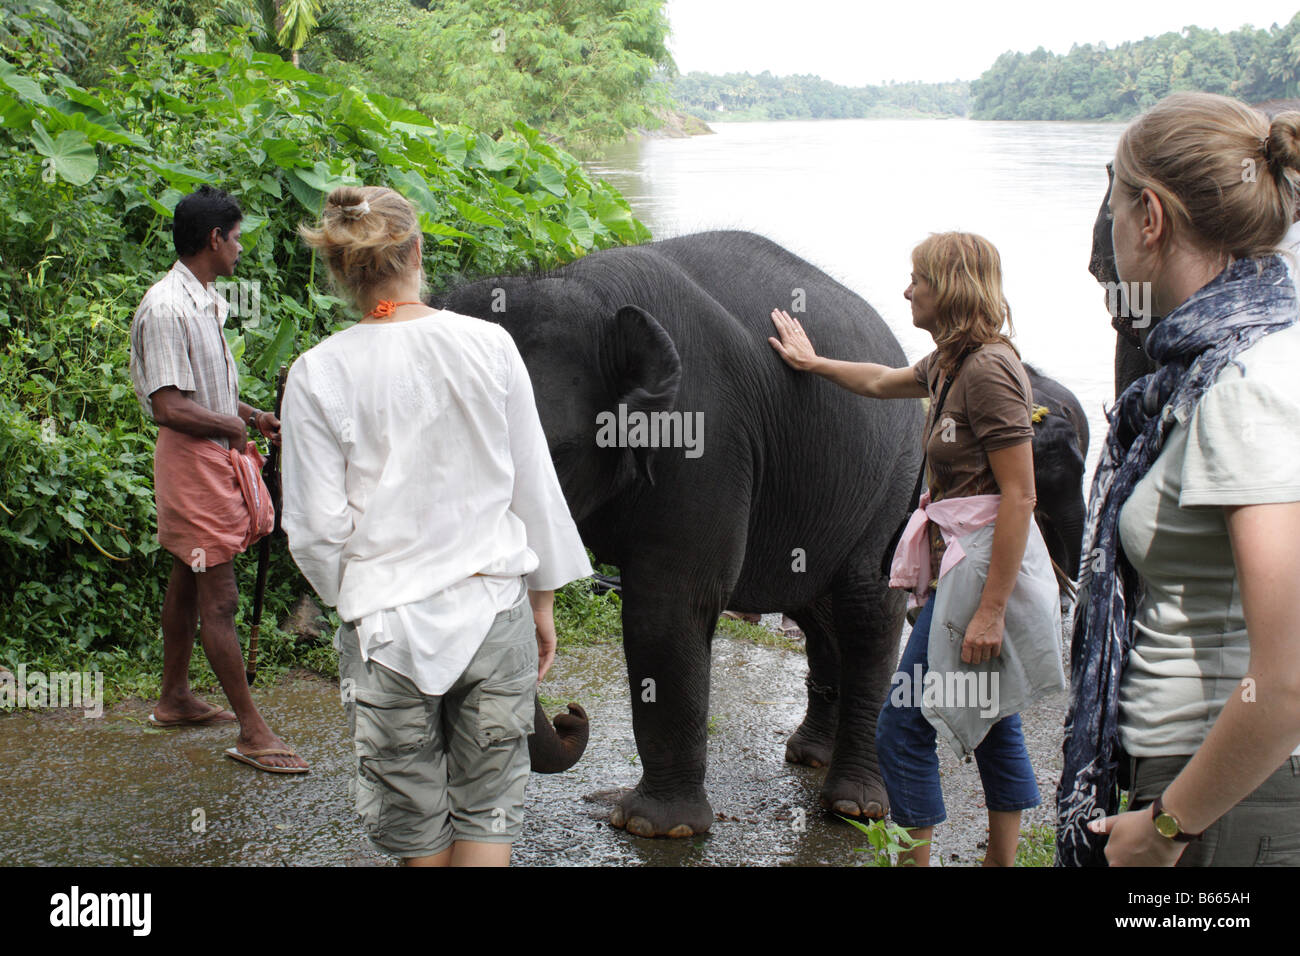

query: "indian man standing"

left=128, top=184, right=307, bottom=773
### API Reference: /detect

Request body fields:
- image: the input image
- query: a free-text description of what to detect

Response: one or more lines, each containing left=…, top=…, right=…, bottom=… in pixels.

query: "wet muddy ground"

left=0, top=615, right=1067, bottom=866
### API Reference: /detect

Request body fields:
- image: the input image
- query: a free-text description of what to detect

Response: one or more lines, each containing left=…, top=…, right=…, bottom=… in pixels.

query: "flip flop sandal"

left=148, top=703, right=237, bottom=727
left=224, top=746, right=309, bottom=774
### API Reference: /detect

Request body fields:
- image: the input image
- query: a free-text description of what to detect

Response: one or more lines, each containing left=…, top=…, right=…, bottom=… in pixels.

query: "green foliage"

left=0, top=0, right=89, bottom=71
left=672, top=71, right=969, bottom=122
left=553, top=570, right=624, bottom=647
left=309, top=0, right=676, bottom=156
left=1015, top=823, right=1056, bottom=867
left=274, top=0, right=324, bottom=54
left=840, top=815, right=930, bottom=866
left=0, top=8, right=648, bottom=687
left=971, top=15, right=1300, bottom=120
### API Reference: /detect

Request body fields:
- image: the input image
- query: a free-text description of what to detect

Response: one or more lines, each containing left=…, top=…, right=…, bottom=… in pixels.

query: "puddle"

left=0, top=626, right=1066, bottom=866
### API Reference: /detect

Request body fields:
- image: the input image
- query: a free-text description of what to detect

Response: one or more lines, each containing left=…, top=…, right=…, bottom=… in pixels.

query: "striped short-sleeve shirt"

left=129, top=261, right=239, bottom=449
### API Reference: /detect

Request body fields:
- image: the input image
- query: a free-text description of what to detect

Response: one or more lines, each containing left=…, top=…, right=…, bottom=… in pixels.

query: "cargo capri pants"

left=337, top=591, right=538, bottom=859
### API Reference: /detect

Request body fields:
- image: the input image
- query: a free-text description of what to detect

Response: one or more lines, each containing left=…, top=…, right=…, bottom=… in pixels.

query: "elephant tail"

left=528, top=696, right=590, bottom=773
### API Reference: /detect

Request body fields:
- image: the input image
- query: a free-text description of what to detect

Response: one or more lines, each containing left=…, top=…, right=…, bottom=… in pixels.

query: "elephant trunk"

left=1057, top=496, right=1086, bottom=582
left=528, top=695, right=589, bottom=773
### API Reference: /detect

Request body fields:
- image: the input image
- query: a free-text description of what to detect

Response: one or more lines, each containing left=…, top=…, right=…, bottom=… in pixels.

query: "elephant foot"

left=609, top=785, right=714, bottom=838
left=819, top=774, right=888, bottom=820
left=784, top=722, right=834, bottom=768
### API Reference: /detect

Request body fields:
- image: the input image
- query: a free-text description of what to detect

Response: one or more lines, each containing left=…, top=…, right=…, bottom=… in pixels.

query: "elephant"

left=1089, top=160, right=1155, bottom=399
left=528, top=698, right=588, bottom=773
left=1023, top=364, right=1088, bottom=584
left=1090, top=98, right=1300, bottom=397
left=432, top=230, right=922, bottom=837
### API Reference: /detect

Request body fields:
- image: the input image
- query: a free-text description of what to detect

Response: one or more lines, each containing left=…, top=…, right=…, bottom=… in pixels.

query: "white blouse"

left=280, top=309, right=592, bottom=694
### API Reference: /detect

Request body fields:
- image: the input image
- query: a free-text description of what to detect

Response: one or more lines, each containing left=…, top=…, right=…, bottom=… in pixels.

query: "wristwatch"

left=1151, top=793, right=1202, bottom=842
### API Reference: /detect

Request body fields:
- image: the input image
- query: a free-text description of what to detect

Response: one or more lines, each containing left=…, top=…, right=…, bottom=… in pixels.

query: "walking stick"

left=247, top=364, right=289, bottom=685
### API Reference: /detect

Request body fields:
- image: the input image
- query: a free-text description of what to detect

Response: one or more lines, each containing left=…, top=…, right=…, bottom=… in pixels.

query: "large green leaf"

left=417, top=216, right=475, bottom=240
left=40, top=108, right=147, bottom=148
left=140, top=159, right=208, bottom=189
left=470, top=135, right=521, bottom=172
left=450, top=197, right=505, bottom=229
left=564, top=206, right=595, bottom=249
left=29, top=122, right=97, bottom=186
left=532, top=164, right=568, bottom=198
left=0, top=92, right=35, bottom=131
left=0, top=63, right=48, bottom=107
left=252, top=316, right=297, bottom=377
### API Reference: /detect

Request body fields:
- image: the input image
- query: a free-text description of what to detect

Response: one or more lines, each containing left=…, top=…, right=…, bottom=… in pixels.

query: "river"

left=586, top=118, right=1126, bottom=483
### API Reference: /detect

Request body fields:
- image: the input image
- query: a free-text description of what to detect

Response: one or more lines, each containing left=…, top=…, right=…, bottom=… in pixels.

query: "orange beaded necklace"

left=363, top=299, right=424, bottom=321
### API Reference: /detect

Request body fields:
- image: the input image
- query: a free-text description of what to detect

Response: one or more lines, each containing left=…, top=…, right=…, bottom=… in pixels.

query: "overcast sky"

left=665, top=1, right=1300, bottom=85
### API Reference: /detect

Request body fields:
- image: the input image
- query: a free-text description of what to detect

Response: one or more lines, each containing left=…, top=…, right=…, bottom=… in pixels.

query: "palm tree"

left=217, top=0, right=328, bottom=67
left=274, top=0, right=324, bottom=67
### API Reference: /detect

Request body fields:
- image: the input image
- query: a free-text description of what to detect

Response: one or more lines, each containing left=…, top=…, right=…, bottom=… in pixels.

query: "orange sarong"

left=153, top=426, right=274, bottom=568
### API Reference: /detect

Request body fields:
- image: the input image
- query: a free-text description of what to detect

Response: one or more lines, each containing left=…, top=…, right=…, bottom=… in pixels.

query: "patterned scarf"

left=1055, top=254, right=1297, bottom=867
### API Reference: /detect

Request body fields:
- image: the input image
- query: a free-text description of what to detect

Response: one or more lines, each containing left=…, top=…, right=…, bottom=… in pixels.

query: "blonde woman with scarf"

left=1059, top=93, right=1300, bottom=867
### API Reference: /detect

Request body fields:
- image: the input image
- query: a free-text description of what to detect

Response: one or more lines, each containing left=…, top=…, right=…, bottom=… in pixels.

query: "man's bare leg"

left=983, top=810, right=1021, bottom=867
left=449, top=841, right=511, bottom=867
left=194, top=560, right=307, bottom=770
left=155, top=555, right=234, bottom=723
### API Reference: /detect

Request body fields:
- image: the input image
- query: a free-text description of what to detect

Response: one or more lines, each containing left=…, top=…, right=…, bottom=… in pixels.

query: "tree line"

left=671, top=70, right=969, bottom=121
left=971, top=15, right=1300, bottom=120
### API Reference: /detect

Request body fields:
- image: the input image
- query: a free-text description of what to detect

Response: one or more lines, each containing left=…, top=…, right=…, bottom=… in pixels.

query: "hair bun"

left=326, top=186, right=371, bottom=220
left=1265, top=112, right=1300, bottom=174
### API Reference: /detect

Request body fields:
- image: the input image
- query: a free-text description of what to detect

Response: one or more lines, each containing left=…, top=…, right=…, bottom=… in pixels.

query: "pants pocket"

left=475, top=644, right=536, bottom=750
left=1255, top=830, right=1300, bottom=866
left=354, top=769, right=386, bottom=835
left=352, top=686, right=431, bottom=759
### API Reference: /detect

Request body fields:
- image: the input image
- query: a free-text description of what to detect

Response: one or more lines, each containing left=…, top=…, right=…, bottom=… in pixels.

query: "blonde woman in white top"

left=283, top=186, right=592, bottom=867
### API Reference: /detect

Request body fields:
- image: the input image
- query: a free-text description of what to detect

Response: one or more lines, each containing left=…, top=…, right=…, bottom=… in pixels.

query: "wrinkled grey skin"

left=528, top=698, right=588, bottom=773
left=1089, top=161, right=1156, bottom=398
left=433, top=231, right=922, bottom=837
left=1024, top=364, right=1088, bottom=582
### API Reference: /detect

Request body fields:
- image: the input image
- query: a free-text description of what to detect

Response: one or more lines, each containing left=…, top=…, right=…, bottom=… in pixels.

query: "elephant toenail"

left=626, top=816, right=656, bottom=837
left=666, top=824, right=695, bottom=838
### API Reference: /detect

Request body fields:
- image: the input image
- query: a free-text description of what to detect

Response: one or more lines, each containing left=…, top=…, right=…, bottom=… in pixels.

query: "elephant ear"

left=604, top=305, right=682, bottom=487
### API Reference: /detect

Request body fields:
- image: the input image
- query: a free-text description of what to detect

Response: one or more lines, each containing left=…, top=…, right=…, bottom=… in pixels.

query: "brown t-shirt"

left=911, top=342, right=1034, bottom=581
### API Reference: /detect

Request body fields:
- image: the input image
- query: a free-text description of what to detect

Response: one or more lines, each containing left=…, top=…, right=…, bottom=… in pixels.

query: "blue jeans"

left=876, top=592, right=1041, bottom=828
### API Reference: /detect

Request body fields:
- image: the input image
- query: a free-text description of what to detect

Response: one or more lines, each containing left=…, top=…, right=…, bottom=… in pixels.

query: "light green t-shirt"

left=1117, top=322, right=1300, bottom=757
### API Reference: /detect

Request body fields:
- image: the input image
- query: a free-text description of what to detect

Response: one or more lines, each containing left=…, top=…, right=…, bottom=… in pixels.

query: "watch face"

left=1154, top=812, right=1180, bottom=838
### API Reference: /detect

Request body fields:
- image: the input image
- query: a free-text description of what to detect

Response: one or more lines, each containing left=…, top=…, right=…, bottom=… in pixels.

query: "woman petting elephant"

left=1059, top=93, right=1300, bottom=867
left=280, top=186, right=593, bottom=867
left=769, top=232, right=1064, bottom=866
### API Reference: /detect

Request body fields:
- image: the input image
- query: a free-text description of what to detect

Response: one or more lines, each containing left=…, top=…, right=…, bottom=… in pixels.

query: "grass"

left=714, top=614, right=805, bottom=654
left=1014, top=823, right=1056, bottom=867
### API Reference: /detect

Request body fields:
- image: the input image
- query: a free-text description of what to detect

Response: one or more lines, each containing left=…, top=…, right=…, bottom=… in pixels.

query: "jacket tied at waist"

left=888, top=491, right=1066, bottom=758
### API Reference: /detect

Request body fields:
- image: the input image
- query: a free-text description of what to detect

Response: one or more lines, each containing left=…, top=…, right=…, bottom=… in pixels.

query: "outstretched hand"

left=768, top=308, right=819, bottom=371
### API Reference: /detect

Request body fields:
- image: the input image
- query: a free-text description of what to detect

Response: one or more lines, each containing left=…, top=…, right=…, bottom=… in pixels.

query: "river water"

left=587, top=118, right=1127, bottom=482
